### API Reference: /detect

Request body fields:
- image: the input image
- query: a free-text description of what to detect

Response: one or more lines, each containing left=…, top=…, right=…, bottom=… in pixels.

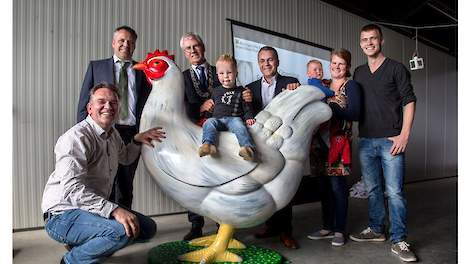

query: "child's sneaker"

left=198, top=143, right=217, bottom=157
left=239, top=146, right=255, bottom=161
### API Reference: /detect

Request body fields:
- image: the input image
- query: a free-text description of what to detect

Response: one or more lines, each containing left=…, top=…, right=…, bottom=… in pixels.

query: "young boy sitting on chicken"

left=198, top=54, right=256, bottom=161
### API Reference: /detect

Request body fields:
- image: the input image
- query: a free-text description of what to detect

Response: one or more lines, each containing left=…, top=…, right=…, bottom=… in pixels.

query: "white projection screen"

left=229, top=19, right=333, bottom=86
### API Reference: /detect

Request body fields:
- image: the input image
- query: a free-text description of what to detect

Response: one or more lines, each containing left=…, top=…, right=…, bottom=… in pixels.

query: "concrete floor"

left=13, top=177, right=456, bottom=264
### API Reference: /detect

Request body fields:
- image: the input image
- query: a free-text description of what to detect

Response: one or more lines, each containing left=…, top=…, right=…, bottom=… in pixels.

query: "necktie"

left=196, top=65, right=207, bottom=89
left=118, top=61, right=129, bottom=119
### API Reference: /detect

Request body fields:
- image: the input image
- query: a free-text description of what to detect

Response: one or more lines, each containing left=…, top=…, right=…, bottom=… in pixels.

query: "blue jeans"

left=44, top=209, right=157, bottom=264
left=320, top=176, right=348, bottom=234
left=358, top=137, right=407, bottom=243
left=202, top=117, right=254, bottom=148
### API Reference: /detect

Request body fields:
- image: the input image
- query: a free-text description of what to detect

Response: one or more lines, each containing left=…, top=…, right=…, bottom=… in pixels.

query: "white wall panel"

left=13, top=0, right=457, bottom=229
left=297, top=0, right=341, bottom=51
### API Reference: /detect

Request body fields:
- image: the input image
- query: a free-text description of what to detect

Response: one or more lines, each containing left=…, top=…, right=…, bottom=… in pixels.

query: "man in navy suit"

left=247, top=46, right=300, bottom=249
left=76, top=25, right=151, bottom=209
left=180, top=32, right=221, bottom=124
left=179, top=32, right=222, bottom=241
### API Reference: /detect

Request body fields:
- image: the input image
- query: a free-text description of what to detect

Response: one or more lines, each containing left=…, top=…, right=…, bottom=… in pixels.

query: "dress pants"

left=110, top=124, right=139, bottom=209
left=265, top=203, right=293, bottom=234
left=188, top=211, right=205, bottom=229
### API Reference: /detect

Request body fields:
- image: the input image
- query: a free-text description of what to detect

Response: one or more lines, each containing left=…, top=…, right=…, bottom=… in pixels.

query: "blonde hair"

left=307, top=59, right=322, bottom=68
left=216, top=54, right=238, bottom=68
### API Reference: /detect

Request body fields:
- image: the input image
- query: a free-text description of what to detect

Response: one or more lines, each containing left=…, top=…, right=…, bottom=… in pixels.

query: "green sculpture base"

left=148, top=241, right=289, bottom=264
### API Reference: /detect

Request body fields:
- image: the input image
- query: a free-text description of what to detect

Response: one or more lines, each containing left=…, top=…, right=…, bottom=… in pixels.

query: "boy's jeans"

left=202, top=117, right=254, bottom=148
left=44, top=208, right=156, bottom=264
left=358, top=137, right=407, bottom=243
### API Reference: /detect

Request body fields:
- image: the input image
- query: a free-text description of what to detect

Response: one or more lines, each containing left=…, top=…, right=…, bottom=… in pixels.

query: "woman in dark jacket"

left=307, top=48, right=361, bottom=246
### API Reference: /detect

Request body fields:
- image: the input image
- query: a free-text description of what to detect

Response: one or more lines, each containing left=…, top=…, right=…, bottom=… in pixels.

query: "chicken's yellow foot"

left=178, top=223, right=243, bottom=263
left=178, top=247, right=242, bottom=263
left=188, top=234, right=217, bottom=247
left=189, top=234, right=246, bottom=249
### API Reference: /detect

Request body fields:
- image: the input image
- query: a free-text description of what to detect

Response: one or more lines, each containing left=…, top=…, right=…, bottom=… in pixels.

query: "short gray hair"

left=179, top=32, right=204, bottom=49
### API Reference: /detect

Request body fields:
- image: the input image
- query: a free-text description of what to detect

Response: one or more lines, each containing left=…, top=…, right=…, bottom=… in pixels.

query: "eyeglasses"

left=184, top=44, right=202, bottom=53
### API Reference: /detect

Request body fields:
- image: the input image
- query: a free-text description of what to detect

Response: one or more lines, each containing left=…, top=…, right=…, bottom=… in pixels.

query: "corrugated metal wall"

left=13, top=0, right=457, bottom=229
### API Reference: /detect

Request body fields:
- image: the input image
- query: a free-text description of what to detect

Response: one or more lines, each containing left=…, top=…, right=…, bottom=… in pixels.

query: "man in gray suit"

left=77, top=25, right=151, bottom=209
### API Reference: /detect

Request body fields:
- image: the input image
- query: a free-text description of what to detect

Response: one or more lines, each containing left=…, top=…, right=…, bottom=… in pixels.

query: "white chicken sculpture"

left=134, top=50, right=332, bottom=263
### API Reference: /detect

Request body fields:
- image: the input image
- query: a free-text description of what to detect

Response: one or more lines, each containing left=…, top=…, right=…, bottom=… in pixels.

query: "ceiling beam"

left=427, top=2, right=458, bottom=22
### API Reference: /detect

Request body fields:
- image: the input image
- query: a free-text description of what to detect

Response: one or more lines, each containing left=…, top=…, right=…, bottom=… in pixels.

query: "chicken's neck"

left=148, top=72, right=186, bottom=120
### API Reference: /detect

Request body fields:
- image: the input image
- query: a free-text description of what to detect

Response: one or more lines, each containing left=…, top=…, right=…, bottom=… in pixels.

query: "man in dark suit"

left=179, top=32, right=221, bottom=241
left=180, top=32, right=221, bottom=125
left=76, top=25, right=151, bottom=209
left=246, top=46, right=300, bottom=249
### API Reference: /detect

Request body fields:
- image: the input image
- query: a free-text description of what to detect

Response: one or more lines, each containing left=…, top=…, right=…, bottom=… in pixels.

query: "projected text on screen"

left=230, top=21, right=333, bottom=86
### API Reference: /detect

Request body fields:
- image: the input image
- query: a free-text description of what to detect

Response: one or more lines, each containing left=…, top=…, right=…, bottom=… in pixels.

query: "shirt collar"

left=113, top=54, right=132, bottom=64
left=191, top=61, right=208, bottom=71
left=85, top=115, right=115, bottom=139
left=262, top=74, right=277, bottom=85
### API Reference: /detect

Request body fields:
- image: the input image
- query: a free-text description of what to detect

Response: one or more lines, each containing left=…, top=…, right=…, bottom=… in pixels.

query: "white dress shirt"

left=41, top=116, right=141, bottom=218
left=113, top=54, right=137, bottom=126
left=261, top=74, right=278, bottom=108
left=191, top=61, right=209, bottom=81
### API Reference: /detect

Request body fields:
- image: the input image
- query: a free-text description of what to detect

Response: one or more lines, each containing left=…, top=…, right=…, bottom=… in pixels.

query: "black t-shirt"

left=353, top=58, right=416, bottom=138
left=211, top=85, right=253, bottom=120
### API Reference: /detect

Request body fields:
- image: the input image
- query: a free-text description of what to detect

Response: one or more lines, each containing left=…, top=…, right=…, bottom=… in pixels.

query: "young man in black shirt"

left=349, top=24, right=417, bottom=262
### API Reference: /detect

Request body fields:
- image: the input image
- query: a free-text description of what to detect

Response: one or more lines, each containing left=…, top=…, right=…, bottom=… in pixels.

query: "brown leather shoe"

left=254, top=227, right=279, bottom=239
left=280, top=232, right=299, bottom=249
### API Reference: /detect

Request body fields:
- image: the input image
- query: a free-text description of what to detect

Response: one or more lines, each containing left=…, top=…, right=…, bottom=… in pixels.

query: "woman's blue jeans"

left=44, top=208, right=156, bottom=264
left=359, top=137, right=407, bottom=243
left=320, top=176, right=348, bottom=234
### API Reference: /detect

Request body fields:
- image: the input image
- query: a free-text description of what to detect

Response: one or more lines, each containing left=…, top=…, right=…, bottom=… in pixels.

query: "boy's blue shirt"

left=308, top=78, right=335, bottom=98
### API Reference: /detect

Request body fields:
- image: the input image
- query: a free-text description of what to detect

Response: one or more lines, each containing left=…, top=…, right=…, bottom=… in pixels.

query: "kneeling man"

left=42, top=82, right=166, bottom=264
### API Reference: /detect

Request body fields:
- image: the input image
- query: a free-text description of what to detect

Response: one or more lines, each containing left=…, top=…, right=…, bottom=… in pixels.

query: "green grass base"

left=148, top=240, right=289, bottom=264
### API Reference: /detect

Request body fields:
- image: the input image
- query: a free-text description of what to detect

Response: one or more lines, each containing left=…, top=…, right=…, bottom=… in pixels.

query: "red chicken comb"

left=144, top=49, right=175, bottom=62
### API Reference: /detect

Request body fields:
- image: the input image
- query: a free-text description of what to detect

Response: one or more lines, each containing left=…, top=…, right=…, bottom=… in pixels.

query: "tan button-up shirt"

left=41, top=116, right=141, bottom=218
